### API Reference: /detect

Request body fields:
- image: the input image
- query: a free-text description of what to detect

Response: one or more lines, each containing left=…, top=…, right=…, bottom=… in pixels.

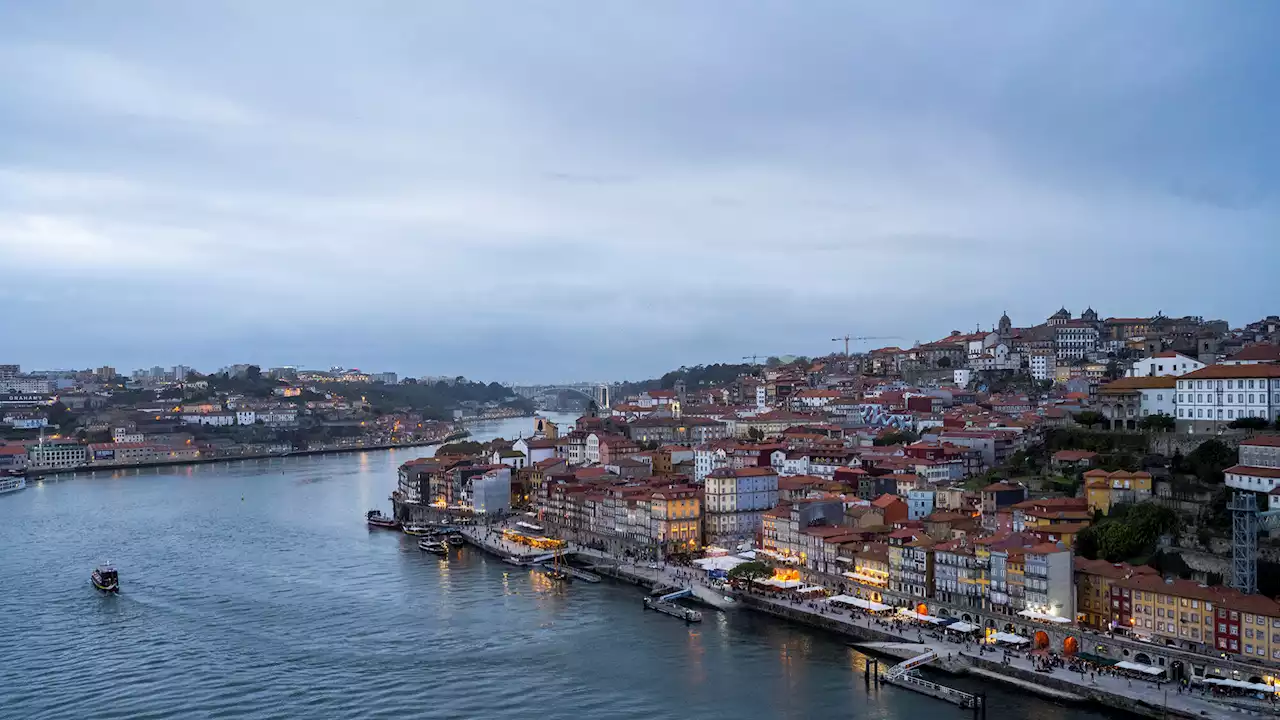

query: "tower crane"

left=831, top=335, right=901, bottom=358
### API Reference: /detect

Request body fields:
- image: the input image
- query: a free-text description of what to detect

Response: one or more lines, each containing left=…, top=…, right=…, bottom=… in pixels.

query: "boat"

left=502, top=556, right=527, bottom=566
left=418, top=539, right=448, bottom=555
left=447, top=534, right=465, bottom=546
left=91, top=565, right=119, bottom=593
left=366, top=510, right=400, bottom=530
left=0, top=475, right=26, bottom=495
left=542, top=567, right=572, bottom=582
left=402, top=524, right=431, bottom=536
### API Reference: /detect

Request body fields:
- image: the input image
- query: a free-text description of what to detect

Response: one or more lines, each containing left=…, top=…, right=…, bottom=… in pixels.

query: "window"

left=1157, top=608, right=1165, bottom=618
left=1192, top=600, right=1199, bottom=609
left=1192, top=613, right=1199, bottom=622
left=1250, top=380, right=1256, bottom=389
left=1250, top=394, right=1257, bottom=403
left=1246, top=628, right=1254, bottom=639
left=1231, top=640, right=1239, bottom=651
left=1246, top=644, right=1254, bottom=654
left=1220, top=623, right=1228, bottom=633
left=1232, top=611, right=1240, bottom=621
left=1231, top=625, right=1240, bottom=636
left=1198, top=381, right=1204, bottom=389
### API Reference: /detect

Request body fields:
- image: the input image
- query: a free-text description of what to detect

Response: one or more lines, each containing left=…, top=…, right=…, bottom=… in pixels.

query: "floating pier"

left=643, top=595, right=703, bottom=622
left=878, top=650, right=987, bottom=714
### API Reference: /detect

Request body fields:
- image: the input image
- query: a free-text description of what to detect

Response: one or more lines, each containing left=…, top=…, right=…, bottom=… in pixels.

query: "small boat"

left=540, top=564, right=572, bottom=582
left=366, top=510, right=400, bottom=530
left=447, top=534, right=465, bottom=546
left=418, top=539, right=448, bottom=555
left=403, top=525, right=431, bottom=536
left=502, top=556, right=527, bottom=566
left=91, top=565, right=119, bottom=593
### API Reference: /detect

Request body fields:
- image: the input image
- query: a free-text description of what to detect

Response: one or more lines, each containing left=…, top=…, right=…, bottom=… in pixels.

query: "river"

left=0, top=413, right=1109, bottom=719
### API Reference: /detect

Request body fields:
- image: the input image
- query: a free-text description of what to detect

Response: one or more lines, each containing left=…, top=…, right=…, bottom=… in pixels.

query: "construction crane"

left=742, top=355, right=774, bottom=365
left=831, top=335, right=901, bottom=358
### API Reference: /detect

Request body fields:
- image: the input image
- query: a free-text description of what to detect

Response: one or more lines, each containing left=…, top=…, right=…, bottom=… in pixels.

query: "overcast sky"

left=2, top=2, right=1277, bottom=383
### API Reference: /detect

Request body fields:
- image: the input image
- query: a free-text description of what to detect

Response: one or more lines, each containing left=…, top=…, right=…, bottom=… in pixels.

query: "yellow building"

left=1084, top=470, right=1153, bottom=516
left=1074, top=557, right=1157, bottom=629
left=650, top=486, right=701, bottom=553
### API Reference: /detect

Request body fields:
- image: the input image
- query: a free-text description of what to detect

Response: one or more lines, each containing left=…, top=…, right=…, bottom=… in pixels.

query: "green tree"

left=1229, top=417, right=1270, bottom=430
left=1139, top=414, right=1176, bottom=432
left=747, top=427, right=765, bottom=441
left=766, top=356, right=782, bottom=368
left=1185, top=439, right=1237, bottom=484
left=727, top=561, right=772, bottom=584
left=1074, top=411, right=1107, bottom=429
left=937, top=356, right=952, bottom=368
left=46, top=401, right=75, bottom=429
left=1075, top=526, right=1099, bottom=560
left=875, top=430, right=919, bottom=446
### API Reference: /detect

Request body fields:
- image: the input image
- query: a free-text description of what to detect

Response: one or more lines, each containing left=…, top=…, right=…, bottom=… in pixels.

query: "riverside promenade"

left=458, top=523, right=1263, bottom=719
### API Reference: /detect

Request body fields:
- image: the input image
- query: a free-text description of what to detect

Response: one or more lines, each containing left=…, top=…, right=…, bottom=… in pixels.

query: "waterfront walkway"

left=460, top=523, right=1265, bottom=719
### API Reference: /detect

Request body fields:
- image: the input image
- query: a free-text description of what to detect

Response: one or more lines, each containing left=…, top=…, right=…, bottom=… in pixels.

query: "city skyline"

left=2, top=3, right=1278, bottom=381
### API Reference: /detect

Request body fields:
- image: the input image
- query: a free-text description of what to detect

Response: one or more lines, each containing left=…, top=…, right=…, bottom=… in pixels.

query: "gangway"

left=528, top=551, right=568, bottom=564
left=885, top=650, right=938, bottom=680
left=660, top=587, right=693, bottom=602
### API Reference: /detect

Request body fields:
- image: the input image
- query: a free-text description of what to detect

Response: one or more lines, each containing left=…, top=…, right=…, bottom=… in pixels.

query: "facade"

left=470, top=468, right=512, bottom=514
left=1175, top=365, right=1280, bottom=433
left=649, top=485, right=702, bottom=555
left=1225, top=435, right=1280, bottom=495
left=1096, top=376, right=1177, bottom=430
left=1023, top=544, right=1074, bottom=621
left=1129, top=352, right=1204, bottom=378
left=907, top=489, right=935, bottom=520
left=704, top=467, right=779, bottom=544
left=1029, top=353, right=1055, bottom=382
left=1055, top=322, right=1099, bottom=361
left=1084, top=470, right=1154, bottom=516
left=27, top=442, right=88, bottom=469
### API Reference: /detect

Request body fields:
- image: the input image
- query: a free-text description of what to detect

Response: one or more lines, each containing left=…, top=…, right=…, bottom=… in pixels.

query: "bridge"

left=512, top=383, right=615, bottom=412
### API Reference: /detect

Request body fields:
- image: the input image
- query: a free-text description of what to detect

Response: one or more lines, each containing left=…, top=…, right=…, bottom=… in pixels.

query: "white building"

left=235, top=410, right=257, bottom=425
left=256, top=409, right=298, bottom=426
left=770, top=450, right=810, bottom=477
left=1128, top=351, right=1204, bottom=378
left=1, top=376, right=54, bottom=394
left=369, top=372, right=398, bottom=384
left=703, top=467, right=779, bottom=544
left=1175, top=366, right=1280, bottom=433
left=1023, top=544, right=1075, bottom=621
left=28, top=443, right=88, bottom=469
left=1225, top=436, right=1280, bottom=498
left=113, top=427, right=145, bottom=443
left=1029, top=353, right=1055, bottom=382
left=469, top=468, right=511, bottom=515
left=953, top=368, right=973, bottom=388
left=755, top=385, right=767, bottom=410
left=1055, top=322, right=1099, bottom=361
left=182, top=412, right=236, bottom=427
left=694, top=442, right=731, bottom=482
left=969, top=343, right=1022, bottom=372
left=907, top=489, right=935, bottom=520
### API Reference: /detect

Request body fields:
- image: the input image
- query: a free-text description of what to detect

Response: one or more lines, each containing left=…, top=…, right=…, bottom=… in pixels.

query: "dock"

left=538, top=563, right=601, bottom=583
left=879, top=649, right=987, bottom=714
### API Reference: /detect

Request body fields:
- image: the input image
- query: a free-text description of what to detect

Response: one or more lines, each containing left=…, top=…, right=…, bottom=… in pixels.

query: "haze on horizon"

left=1, top=2, right=1277, bottom=384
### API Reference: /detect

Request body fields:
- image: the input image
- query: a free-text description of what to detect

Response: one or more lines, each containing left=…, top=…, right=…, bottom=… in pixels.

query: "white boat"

left=0, top=476, right=26, bottom=495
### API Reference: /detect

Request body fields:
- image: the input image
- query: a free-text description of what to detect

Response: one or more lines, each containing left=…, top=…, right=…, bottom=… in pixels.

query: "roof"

left=1182, top=364, right=1280, bottom=380
left=1242, top=435, right=1280, bottom=448
left=1226, top=465, right=1280, bottom=479
left=1226, top=344, right=1280, bottom=363
left=982, top=482, right=1024, bottom=493
left=1098, top=376, right=1178, bottom=392
left=1052, top=450, right=1098, bottom=462
left=871, top=494, right=904, bottom=509
left=1074, top=557, right=1158, bottom=580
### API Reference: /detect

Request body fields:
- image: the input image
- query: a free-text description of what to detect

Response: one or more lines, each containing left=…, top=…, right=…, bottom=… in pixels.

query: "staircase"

left=885, top=650, right=938, bottom=680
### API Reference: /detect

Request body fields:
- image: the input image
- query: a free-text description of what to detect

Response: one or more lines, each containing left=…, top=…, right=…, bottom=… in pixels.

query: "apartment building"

left=1175, top=365, right=1280, bottom=433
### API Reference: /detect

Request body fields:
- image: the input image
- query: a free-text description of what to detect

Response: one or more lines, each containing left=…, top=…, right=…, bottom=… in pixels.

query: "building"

left=1174, top=365, right=1280, bottom=433
left=369, top=372, right=398, bottom=384
left=1084, top=470, right=1153, bottom=516
left=1055, top=321, right=1099, bottom=361
left=704, top=467, right=779, bottom=545
left=0, top=445, right=29, bottom=473
left=1023, top=543, right=1074, bottom=621
left=649, top=485, right=702, bottom=555
left=1050, top=450, right=1098, bottom=472
left=1029, top=353, right=1055, bottom=382
left=1221, top=343, right=1280, bottom=366
left=27, top=442, right=88, bottom=469
left=469, top=468, right=512, bottom=515
left=889, top=538, right=935, bottom=602
left=1128, top=352, right=1204, bottom=378
left=1096, top=376, right=1177, bottom=430
left=88, top=443, right=158, bottom=466
left=932, top=541, right=981, bottom=610
left=1074, top=558, right=1158, bottom=630
left=907, top=489, right=935, bottom=520
left=1225, top=435, right=1280, bottom=497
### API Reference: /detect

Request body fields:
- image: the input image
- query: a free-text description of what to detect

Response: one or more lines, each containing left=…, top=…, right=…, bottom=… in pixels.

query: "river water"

left=0, top=413, right=1108, bottom=720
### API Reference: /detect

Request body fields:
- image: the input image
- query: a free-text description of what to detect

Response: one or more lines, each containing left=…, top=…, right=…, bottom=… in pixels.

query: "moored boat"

left=447, top=534, right=465, bottom=546
left=0, top=475, right=26, bottom=496
left=502, top=556, right=527, bottom=566
left=91, top=565, right=119, bottom=593
left=418, top=539, right=448, bottom=555
left=402, top=524, right=431, bottom=536
left=366, top=510, right=400, bottom=530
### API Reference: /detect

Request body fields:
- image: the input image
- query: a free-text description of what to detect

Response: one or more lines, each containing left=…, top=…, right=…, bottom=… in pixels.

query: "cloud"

left=0, top=2, right=1277, bottom=381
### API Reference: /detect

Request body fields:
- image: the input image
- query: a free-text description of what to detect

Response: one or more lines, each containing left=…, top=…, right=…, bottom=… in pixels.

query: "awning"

left=1074, top=652, right=1116, bottom=666
left=989, top=631, right=1030, bottom=644
left=897, top=608, right=944, bottom=624
left=693, top=556, right=749, bottom=572
left=1018, top=609, right=1072, bottom=624
left=1202, top=677, right=1278, bottom=693
left=796, top=586, right=827, bottom=594
left=945, top=622, right=980, bottom=633
left=835, top=556, right=853, bottom=564
left=755, top=577, right=805, bottom=589
left=827, top=595, right=892, bottom=612
left=841, top=571, right=886, bottom=584
left=1115, top=661, right=1165, bottom=676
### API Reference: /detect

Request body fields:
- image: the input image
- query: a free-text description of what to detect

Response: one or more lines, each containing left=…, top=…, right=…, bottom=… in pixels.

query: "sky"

left=1, top=2, right=1278, bottom=384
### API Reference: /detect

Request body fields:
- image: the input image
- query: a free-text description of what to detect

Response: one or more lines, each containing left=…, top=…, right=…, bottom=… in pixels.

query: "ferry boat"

left=418, top=539, right=448, bottom=555
left=447, top=534, right=465, bottom=546
left=0, top=475, right=25, bottom=496
left=91, top=565, right=119, bottom=593
left=402, top=524, right=431, bottom=537
left=366, top=510, right=400, bottom=530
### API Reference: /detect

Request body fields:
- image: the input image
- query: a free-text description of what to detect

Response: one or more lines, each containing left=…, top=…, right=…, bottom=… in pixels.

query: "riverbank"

left=457, top=520, right=1255, bottom=720
left=27, top=430, right=468, bottom=478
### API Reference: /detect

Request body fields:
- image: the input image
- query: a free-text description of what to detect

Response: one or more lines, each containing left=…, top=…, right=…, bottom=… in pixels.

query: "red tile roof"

left=1183, top=364, right=1280, bottom=379
left=1226, top=344, right=1280, bottom=363
left=1242, top=435, right=1280, bottom=448
left=1226, top=465, right=1280, bottom=479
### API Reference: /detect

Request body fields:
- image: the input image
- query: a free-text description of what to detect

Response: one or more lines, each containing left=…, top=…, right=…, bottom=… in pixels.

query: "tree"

left=875, top=430, right=919, bottom=446
left=1075, top=526, right=1100, bottom=560
left=937, top=356, right=952, bottom=368
left=46, top=401, right=75, bottom=429
left=586, top=399, right=599, bottom=417
left=1105, top=359, right=1122, bottom=381
left=1185, top=439, right=1237, bottom=484
left=747, top=427, right=765, bottom=441
left=1074, top=411, right=1107, bottom=429
left=727, top=561, right=771, bottom=585
left=765, top=356, right=782, bottom=368
left=1229, top=417, right=1270, bottom=430
left=246, top=365, right=262, bottom=381
left=1139, top=414, right=1176, bottom=432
